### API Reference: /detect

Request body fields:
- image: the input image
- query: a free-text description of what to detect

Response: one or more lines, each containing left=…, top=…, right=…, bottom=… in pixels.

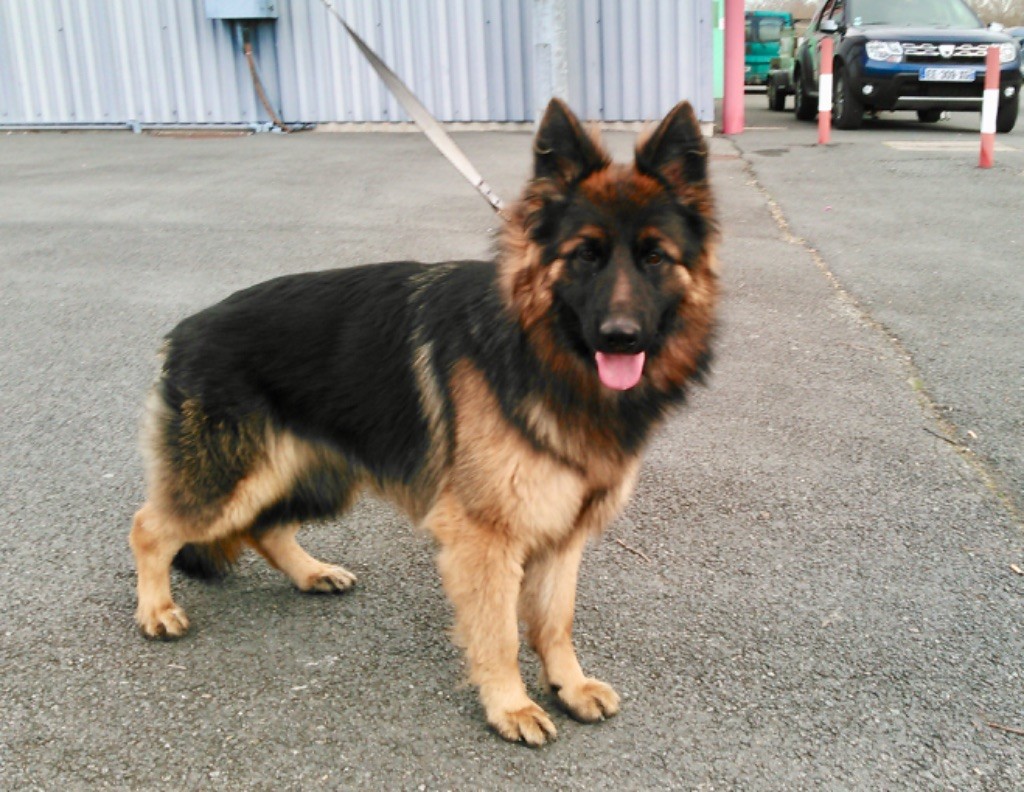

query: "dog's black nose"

left=598, top=316, right=642, bottom=352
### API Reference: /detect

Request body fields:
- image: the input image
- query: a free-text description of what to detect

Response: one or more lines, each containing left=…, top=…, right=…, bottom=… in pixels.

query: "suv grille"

left=902, top=42, right=990, bottom=63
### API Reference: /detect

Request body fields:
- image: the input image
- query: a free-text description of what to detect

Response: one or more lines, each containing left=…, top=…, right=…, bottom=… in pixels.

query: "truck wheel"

left=794, top=70, right=816, bottom=121
left=832, top=66, right=863, bottom=130
left=996, top=92, right=1019, bottom=134
left=767, top=77, right=787, bottom=112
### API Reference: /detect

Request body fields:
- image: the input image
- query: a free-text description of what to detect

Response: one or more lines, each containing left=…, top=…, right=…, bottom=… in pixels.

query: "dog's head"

left=501, top=99, right=718, bottom=396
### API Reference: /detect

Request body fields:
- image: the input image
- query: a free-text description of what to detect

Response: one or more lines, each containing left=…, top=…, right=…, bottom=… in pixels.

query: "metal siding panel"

left=564, top=0, right=583, bottom=114
left=277, top=0, right=308, bottom=120
left=663, top=0, right=682, bottom=119
left=379, top=0, right=402, bottom=120
left=211, top=18, right=242, bottom=122
left=310, top=0, right=331, bottom=121
left=57, top=0, right=85, bottom=121
left=368, top=1, right=390, bottom=120
left=192, top=6, right=222, bottom=121
left=163, top=0, right=189, bottom=123
left=449, top=0, right=470, bottom=120
left=583, top=0, right=603, bottom=119
left=110, top=0, right=139, bottom=122
left=146, top=0, right=172, bottom=120
left=346, top=0, right=371, bottom=120
left=255, top=18, right=282, bottom=121
left=174, top=1, right=204, bottom=123
left=396, top=2, right=418, bottom=121
left=0, top=5, right=12, bottom=121
left=25, top=1, right=52, bottom=120
left=521, top=0, right=534, bottom=120
left=435, top=1, right=454, bottom=119
left=484, top=0, right=506, bottom=120
left=465, top=1, right=488, bottom=120
left=0, top=0, right=713, bottom=127
left=73, top=1, right=107, bottom=121
left=408, top=2, right=431, bottom=118
left=44, top=1, right=72, bottom=121
left=325, top=2, right=348, bottom=119
left=638, top=0, right=658, bottom=118
left=656, top=0, right=675, bottom=115
left=696, top=0, right=714, bottom=122
left=4, top=1, right=36, bottom=121
left=353, top=0, right=379, bottom=120
left=619, top=0, right=638, bottom=120
left=501, top=0, right=523, bottom=120
left=601, top=0, right=622, bottom=120
left=682, top=1, right=697, bottom=114
left=133, top=2, right=157, bottom=121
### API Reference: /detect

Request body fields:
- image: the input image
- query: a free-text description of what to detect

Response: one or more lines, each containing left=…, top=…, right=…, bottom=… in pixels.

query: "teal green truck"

left=745, top=10, right=794, bottom=85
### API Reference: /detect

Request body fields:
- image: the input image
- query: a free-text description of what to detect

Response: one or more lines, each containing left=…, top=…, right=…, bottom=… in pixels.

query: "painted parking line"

left=884, top=140, right=1017, bottom=152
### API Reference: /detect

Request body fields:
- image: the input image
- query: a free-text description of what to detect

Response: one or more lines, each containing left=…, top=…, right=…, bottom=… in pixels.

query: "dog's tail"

left=172, top=536, right=246, bottom=580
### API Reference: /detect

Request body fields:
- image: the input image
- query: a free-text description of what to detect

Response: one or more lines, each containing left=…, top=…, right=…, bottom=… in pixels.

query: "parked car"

left=792, top=0, right=1022, bottom=132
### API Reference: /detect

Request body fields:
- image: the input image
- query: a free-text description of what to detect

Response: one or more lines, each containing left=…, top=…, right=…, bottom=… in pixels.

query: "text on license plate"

left=920, top=67, right=976, bottom=82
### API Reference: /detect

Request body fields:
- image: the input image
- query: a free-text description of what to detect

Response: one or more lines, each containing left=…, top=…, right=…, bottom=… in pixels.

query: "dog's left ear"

left=635, top=101, right=707, bottom=191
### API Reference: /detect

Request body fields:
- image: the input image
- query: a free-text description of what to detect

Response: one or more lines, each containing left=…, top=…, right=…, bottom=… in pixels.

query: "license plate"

left=920, top=67, right=976, bottom=82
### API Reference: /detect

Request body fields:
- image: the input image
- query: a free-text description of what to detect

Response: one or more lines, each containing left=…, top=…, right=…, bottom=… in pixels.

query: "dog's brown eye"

left=644, top=250, right=664, bottom=266
left=576, top=246, right=598, bottom=264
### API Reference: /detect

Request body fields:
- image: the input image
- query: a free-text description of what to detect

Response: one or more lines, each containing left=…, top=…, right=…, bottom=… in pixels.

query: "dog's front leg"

left=520, top=531, right=620, bottom=723
left=430, top=493, right=557, bottom=746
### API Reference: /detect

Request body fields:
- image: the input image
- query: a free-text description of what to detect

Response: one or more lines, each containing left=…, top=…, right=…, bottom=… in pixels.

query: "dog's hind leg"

left=520, top=531, right=620, bottom=723
left=130, top=502, right=190, bottom=639
left=249, top=524, right=356, bottom=593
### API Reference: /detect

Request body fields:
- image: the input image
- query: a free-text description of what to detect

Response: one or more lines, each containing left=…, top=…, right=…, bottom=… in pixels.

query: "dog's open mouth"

left=595, top=351, right=646, bottom=391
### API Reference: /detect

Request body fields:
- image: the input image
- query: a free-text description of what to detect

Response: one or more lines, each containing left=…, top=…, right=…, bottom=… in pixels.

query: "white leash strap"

left=320, top=0, right=508, bottom=220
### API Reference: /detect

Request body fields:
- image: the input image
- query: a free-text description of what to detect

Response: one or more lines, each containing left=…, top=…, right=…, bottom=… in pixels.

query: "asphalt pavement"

left=1, top=95, right=1022, bottom=789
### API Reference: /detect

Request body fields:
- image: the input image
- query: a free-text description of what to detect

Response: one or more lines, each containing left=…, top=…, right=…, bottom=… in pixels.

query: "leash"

left=319, top=0, right=509, bottom=221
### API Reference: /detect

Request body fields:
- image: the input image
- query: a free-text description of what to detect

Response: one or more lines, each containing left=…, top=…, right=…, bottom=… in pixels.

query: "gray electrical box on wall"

left=204, top=0, right=278, bottom=19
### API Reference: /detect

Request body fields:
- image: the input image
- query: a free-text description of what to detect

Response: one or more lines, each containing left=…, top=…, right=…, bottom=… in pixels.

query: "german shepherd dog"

left=130, top=98, right=717, bottom=745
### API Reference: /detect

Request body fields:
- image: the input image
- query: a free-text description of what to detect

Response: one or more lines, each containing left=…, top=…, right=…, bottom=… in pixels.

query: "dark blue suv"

left=792, top=0, right=1022, bottom=132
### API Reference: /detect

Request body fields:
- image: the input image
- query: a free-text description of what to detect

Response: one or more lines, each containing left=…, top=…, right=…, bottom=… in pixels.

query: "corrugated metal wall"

left=568, top=0, right=712, bottom=123
left=0, top=0, right=713, bottom=128
left=276, top=0, right=537, bottom=122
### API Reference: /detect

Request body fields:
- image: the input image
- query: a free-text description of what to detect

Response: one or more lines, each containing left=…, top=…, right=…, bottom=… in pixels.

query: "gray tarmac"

left=1, top=94, right=1022, bottom=789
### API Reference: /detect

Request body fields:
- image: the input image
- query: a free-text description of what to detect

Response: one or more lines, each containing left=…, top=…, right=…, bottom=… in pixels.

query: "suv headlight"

left=999, top=42, right=1018, bottom=64
left=866, top=41, right=904, bottom=63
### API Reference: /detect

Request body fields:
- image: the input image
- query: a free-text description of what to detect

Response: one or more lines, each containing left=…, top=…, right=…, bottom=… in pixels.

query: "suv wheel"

left=996, top=92, right=1019, bottom=134
left=794, top=70, right=816, bottom=121
left=917, top=109, right=943, bottom=123
left=832, top=66, right=864, bottom=130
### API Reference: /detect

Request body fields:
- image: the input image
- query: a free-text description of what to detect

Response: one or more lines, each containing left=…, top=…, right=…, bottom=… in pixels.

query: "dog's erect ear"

left=533, top=98, right=609, bottom=184
left=635, top=101, right=707, bottom=190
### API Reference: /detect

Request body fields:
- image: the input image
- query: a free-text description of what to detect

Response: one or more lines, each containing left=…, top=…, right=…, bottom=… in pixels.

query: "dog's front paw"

left=488, top=700, right=558, bottom=746
left=136, top=602, right=190, bottom=640
left=554, top=677, right=620, bottom=722
left=301, top=564, right=357, bottom=593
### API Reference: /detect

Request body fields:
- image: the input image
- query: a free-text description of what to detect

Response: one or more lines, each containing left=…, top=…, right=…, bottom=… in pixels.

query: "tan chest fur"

left=443, top=360, right=639, bottom=553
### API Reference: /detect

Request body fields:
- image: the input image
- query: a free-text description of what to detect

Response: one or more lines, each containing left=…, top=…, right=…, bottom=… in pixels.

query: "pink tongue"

left=595, top=351, right=646, bottom=391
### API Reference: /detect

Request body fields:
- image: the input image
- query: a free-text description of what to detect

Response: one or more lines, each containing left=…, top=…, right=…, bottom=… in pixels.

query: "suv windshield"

left=850, top=0, right=982, bottom=28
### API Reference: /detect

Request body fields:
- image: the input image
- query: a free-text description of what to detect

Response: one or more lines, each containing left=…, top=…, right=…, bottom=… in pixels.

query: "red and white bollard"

left=979, top=45, right=999, bottom=169
left=722, top=0, right=745, bottom=135
left=818, top=37, right=834, bottom=145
